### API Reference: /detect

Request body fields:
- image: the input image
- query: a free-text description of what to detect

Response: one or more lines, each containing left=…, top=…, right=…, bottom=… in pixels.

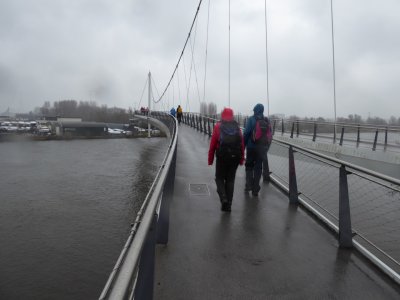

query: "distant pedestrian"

left=176, top=105, right=183, bottom=124
left=170, top=107, right=176, bottom=117
left=243, top=103, right=272, bottom=196
left=208, top=108, right=244, bottom=211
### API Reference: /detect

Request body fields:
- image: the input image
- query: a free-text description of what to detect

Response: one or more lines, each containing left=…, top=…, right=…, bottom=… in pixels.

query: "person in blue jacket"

left=243, top=103, right=270, bottom=196
left=170, top=107, right=176, bottom=117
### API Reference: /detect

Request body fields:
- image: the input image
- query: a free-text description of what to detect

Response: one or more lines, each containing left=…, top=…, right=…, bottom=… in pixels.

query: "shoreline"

left=0, top=133, right=166, bottom=142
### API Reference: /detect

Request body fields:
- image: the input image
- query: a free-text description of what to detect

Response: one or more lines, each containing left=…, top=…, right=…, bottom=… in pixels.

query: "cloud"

left=0, top=0, right=399, bottom=119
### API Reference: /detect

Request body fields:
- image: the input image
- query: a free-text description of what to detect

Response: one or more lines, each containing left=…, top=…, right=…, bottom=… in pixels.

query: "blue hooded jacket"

left=244, top=103, right=265, bottom=149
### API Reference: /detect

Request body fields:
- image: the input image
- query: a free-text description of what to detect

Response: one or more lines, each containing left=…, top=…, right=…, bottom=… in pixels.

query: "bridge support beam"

left=339, top=164, right=353, bottom=248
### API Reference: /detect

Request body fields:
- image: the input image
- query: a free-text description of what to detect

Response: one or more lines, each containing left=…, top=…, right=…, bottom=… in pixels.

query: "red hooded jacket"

left=208, top=108, right=245, bottom=165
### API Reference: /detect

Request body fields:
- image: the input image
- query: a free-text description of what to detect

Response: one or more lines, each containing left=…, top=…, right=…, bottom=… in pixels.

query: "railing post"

left=356, top=125, right=360, bottom=147
left=208, top=118, right=211, bottom=137
left=289, top=146, right=299, bottom=204
left=333, top=124, right=337, bottom=144
left=312, top=122, right=317, bottom=142
left=373, top=129, right=378, bottom=151
left=339, top=164, right=353, bottom=248
left=384, top=127, right=388, bottom=150
left=134, top=212, right=158, bottom=300
left=339, top=127, right=345, bottom=146
left=199, top=115, right=203, bottom=132
left=243, top=117, right=247, bottom=129
left=290, top=122, right=294, bottom=138
left=272, top=119, right=276, bottom=135
left=281, top=118, right=284, bottom=135
left=212, top=119, right=215, bottom=132
left=296, top=120, right=300, bottom=137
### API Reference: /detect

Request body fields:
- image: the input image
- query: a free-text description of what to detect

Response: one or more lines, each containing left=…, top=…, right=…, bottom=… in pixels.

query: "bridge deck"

left=154, top=125, right=400, bottom=299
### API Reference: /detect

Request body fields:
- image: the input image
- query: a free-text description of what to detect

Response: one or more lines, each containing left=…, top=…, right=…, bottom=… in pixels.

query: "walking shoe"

left=244, top=187, right=252, bottom=192
left=252, top=191, right=258, bottom=196
left=221, top=203, right=231, bottom=212
left=221, top=202, right=231, bottom=212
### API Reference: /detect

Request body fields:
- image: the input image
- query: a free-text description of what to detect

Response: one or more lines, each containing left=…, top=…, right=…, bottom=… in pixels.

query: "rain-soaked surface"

left=0, top=137, right=167, bottom=300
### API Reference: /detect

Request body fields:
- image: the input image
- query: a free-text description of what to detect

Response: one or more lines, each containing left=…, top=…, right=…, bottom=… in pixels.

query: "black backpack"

left=217, top=120, right=241, bottom=161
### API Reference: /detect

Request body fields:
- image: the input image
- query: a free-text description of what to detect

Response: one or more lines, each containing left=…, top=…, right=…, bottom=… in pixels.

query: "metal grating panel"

left=189, top=183, right=210, bottom=196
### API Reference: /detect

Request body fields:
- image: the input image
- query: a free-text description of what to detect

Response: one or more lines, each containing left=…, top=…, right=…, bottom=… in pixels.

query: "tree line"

left=276, top=114, right=400, bottom=127
left=16, top=100, right=400, bottom=127
left=30, top=100, right=133, bottom=123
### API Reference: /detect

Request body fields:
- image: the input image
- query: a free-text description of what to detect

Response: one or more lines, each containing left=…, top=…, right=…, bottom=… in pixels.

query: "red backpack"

left=252, top=117, right=272, bottom=147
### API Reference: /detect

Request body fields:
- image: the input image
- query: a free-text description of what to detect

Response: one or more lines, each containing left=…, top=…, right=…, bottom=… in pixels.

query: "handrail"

left=99, top=113, right=178, bottom=300
left=271, top=118, right=400, bottom=131
left=185, top=113, right=400, bottom=131
left=273, top=139, right=400, bottom=186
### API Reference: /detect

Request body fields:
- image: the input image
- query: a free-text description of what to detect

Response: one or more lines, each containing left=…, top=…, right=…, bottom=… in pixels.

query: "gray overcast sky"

left=1, top=0, right=399, bottom=119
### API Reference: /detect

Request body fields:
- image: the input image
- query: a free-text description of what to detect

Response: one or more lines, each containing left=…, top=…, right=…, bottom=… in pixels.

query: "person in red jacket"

left=208, top=108, right=244, bottom=211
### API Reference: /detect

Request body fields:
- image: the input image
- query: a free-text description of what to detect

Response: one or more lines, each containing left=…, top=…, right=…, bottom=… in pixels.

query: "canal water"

left=0, top=138, right=168, bottom=300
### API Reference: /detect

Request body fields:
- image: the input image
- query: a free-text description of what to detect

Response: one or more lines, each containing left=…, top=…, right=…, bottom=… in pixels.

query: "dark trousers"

left=215, top=157, right=239, bottom=205
left=263, top=152, right=270, bottom=181
left=245, top=147, right=265, bottom=193
left=177, top=113, right=182, bottom=124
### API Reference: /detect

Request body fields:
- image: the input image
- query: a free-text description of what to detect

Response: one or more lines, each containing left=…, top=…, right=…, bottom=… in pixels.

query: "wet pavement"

left=154, top=125, right=400, bottom=299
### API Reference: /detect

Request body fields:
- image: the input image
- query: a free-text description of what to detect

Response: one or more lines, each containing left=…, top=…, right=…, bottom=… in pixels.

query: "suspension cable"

left=182, top=54, right=190, bottom=110
left=177, top=65, right=181, bottom=105
left=264, top=0, right=270, bottom=116
left=228, top=0, right=231, bottom=107
left=172, top=76, right=175, bottom=107
left=188, top=18, right=202, bottom=105
left=155, top=0, right=204, bottom=103
left=186, top=36, right=195, bottom=107
left=151, top=75, right=161, bottom=103
left=137, top=77, right=149, bottom=109
left=203, top=0, right=211, bottom=104
left=330, top=0, right=337, bottom=142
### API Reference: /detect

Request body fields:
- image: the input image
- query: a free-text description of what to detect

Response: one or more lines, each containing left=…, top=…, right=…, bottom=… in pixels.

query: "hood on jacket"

left=221, top=108, right=234, bottom=121
left=253, top=103, right=264, bottom=116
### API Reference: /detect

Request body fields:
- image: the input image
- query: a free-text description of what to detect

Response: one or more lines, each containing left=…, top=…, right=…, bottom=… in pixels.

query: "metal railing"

left=183, top=112, right=400, bottom=284
left=182, top=113, right=400, bottom=152
left=99, top=113, right=178, bottom=300
left=267, top=140, right=400, bottom=284
left=270, top=118, right=400, bottom=152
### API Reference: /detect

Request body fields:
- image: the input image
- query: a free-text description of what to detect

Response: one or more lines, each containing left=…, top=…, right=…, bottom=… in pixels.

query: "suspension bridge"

left=99, top=1, right=400, bottom=299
